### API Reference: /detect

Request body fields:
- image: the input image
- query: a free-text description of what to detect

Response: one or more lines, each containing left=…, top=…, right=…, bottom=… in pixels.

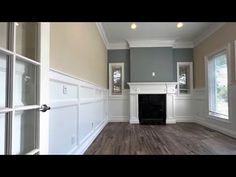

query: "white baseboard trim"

left=130, top=119, right=139, bottom=124
left=109, top=116, right=129, bottom=122
left=175, top=116, right=195, bottom=123
left=194, top=116, right=236, bottom=139
left=74, top=119, right=108, bottom=155
left=67, top=145, right=79, bottom=155
left=166, top=119, right=176, bottom=124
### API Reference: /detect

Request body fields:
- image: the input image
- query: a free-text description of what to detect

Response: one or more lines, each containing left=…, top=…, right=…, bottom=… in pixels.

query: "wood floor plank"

left=85, top=123, right=236, bottom=155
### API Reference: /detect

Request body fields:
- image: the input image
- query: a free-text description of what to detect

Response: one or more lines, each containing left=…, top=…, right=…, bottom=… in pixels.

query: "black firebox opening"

left=138, top=94, right=166, bottom=125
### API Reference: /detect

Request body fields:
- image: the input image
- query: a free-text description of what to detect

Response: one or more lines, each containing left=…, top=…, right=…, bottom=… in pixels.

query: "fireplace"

left=139, top=94, right=166, bottom=125
left=127, top=82, right=177, bottom=124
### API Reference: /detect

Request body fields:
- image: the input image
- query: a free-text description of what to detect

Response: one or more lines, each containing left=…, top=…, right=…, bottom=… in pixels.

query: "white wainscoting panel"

left=49, top=105, right=77, bottom=154
left=193, top=86, right=236, bottom=139
left=49, top=69, right=108, bottom=154
left=175, top=96, right=194, bottom=122
left=108, top=89, right=129, bottom=122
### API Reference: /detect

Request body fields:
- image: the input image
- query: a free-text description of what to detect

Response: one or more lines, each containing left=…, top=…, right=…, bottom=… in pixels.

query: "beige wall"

left=194, top=23, right=236, bottom=88
left=50, top=23, right=107, bottom=88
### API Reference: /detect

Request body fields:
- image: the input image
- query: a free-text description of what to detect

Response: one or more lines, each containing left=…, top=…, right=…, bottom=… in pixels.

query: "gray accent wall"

left=130, top=47, right=174, bottom=82
left=173, top=48, right=193, bottom=81
left=108, top=48, right=193, bottom=88
left=108, top=49, right=130, bottom=89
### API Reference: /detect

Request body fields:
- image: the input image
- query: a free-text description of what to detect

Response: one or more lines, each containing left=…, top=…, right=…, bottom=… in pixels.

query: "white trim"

left=80, top=98, right=104, bottom=104
left=207, top=113, right=230, bottom=123
left=49, top=69, right=108, bottom=155
left=130, top=118, right=139, bottom=124
left=128, top=82, right=178, bottom=86
left=128, top=82, right=177, bottom=124
left=108, top=41, right=194, bottom=50
left=166, top=119, right=176, bottom=124
left=0, top=108, right=13, bottom=113
left=96, top=23, right=109, bottom=49
left=50, top=68, right=107, bottom=91
left=175, top=116, right=194, bottom=122
left=25, top=149, right=40, bottom=155
left=109, top=42, right=129, bottom=49
left=0, top=47, right=14, bottom=55
left=177, top=62, right=193, bottom=96
left=74, top=119, right=108, bottom=155
left=39, top=22, right=50, bottom=155
left=66, top=146, right=79, bottom=155
left=109, top=116, right=129, bottom=122
left=205, top=44, right=231, bottom=122
left=195, top=116, right=236, bottom=139
left=50, top=99, right=79, bottom=109
left=173, top=42, right=194, bottom=48
left=193, top=23, right=226, bottom=47
left=109, top=63, right=125, bottom=97
left=128, top=40, right=175, bottom=48
left=14, top=105, right=40, bottom=111
left=235, top=40, right=236, bottom=81
left=15, top=54, right=41, bottom=66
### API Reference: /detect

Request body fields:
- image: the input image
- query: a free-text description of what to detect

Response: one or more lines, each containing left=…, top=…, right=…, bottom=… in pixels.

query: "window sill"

left=177, top=93, right=192, bottom=97
left=208, top=112, right=230, bottom=123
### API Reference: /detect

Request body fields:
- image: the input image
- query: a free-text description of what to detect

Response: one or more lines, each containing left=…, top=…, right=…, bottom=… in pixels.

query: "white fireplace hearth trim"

left=127, top=82, right=178, bottom=124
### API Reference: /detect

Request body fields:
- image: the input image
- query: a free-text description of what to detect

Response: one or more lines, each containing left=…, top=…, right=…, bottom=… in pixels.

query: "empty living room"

left=1, top=22, right=236, bottom=157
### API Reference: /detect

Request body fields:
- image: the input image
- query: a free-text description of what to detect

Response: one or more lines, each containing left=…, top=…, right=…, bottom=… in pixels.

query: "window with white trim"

left=177, top=62, right=193, bottom=95
left=207, top=49, right=229, bottom=119
left=109, top=63, right=124, bottom=96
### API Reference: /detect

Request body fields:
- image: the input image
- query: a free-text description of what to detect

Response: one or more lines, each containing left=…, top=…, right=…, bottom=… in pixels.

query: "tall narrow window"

left=109, top=63, right=124, bottom=96
left=207, top=48, right=229, bottom=119
left=177, top=62, right=193, bottom=95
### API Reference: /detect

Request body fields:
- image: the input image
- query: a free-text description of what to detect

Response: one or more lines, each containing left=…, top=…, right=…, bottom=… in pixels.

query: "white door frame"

left=39, top=23, right=50, bottom=155
left=0, top=22, right=50, bottom=155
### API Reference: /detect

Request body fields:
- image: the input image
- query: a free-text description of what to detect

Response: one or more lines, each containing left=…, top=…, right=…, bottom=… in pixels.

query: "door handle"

left=40, top=104, right=51, bottom=112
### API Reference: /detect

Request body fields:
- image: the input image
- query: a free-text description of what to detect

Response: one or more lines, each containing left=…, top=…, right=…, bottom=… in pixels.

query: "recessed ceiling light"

left=131, top=23, right=137, bottom=29
left=177, top=22, right=183, bottom=28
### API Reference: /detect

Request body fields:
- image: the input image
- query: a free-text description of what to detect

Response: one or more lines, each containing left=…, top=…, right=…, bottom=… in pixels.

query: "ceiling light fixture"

left=177, top=22, right=183, bottom=28
left=131, top=23, right=137, bottom=29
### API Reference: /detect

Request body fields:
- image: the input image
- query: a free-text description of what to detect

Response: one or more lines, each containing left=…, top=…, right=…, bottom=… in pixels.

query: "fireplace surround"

left=127, top=82, right=178, bottom=124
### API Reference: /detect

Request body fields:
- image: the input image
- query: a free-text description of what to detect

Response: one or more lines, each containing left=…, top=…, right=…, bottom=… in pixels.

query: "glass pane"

left=0, top=53, right=8, bottom=108
left=0, top=22, right=8, bottom=49
left=214, top=53, right=228, bottom=116
left=112, top=66, right=122, bottom=95
left=179, top=65, right=190, bottom=94
left=12, top=110, right=38, bottom=154
left=16, top=22, right=38, bottom=60
left=15, top=59, right=38, bottom=107
left=0, top=113, right=5, bottom=155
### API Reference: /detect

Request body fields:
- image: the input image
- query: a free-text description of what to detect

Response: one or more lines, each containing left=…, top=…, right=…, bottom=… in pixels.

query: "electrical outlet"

left=71, top=136, right=75, bottom=145
left=63, top=85, right=68, bottom=94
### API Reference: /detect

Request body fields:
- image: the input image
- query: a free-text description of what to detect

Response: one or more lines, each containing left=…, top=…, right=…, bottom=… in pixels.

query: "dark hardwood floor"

left=85, top=123, right=236, bottom=155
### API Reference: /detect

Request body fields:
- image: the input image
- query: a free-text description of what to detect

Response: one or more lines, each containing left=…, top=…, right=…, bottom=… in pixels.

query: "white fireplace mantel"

left=127, top=82, right=178, bottom=124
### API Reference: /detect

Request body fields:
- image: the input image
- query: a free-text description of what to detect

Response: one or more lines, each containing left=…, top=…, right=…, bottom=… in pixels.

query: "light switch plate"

left=63, top=85, right=68, bottom=94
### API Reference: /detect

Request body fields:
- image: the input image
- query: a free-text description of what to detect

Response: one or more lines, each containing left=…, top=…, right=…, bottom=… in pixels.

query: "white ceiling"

left=100, top=22, right=224, bottom=49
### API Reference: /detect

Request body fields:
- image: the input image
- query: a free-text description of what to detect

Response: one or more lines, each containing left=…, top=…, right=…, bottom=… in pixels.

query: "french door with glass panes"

left=0, top=22, right=50, bottom=155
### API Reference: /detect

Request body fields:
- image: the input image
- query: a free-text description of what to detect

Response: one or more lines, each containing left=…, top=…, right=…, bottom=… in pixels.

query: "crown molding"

left=108, top=40, right=194, bottom=49
left=96, top=22, right=109, bottom=49
left=109, top=42, right=129, bottom=50
left=128, top=40, right=175, bottom=48
left=173, top=42, right=194, bottom=48
left=193, top=23, right=226, bottom=47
